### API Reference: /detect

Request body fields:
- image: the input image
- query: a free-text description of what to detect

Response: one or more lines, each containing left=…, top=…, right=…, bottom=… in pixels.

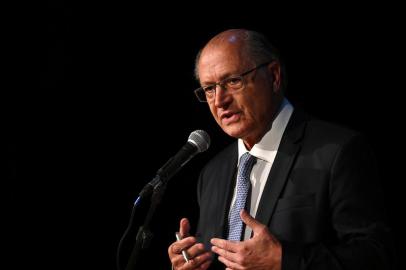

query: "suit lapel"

left=255, top=110, right=307, bottom=226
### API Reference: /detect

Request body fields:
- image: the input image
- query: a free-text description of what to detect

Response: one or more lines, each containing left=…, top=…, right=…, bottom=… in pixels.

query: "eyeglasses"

left=194, top=61, right=273, bottom=103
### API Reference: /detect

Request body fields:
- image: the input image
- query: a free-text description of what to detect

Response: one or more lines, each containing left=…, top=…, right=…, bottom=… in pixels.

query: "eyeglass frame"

left=194, top=60, right=274, bottom=103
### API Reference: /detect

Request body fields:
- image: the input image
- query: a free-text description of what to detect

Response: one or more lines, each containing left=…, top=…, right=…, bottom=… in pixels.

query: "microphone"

left=136, top=130, right=210, bottom=203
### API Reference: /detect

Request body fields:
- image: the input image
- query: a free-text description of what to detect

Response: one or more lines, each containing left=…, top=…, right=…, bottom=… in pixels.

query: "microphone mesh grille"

left=188, top=130, right=210, bottom=152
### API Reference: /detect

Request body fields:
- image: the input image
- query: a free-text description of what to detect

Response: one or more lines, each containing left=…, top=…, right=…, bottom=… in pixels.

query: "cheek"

left=239, top=99, right=256, bottom=120
left=208, top=104, right=219, bottom=121
left=246, top=88, right=272, bottom=114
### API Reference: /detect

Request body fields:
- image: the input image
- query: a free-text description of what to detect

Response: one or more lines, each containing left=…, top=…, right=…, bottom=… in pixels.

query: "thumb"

left=240, top=210, right=263, bottom=233
left=179, top=218, right=190, bottom=238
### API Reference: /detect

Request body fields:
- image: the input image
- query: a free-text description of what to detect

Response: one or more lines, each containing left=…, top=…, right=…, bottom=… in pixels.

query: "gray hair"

left=194, top=29, right=287, bottom=91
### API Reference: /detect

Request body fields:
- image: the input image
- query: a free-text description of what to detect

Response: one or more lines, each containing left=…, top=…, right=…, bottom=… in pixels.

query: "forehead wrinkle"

left=200, top=60, right=253, bottom=86
left=200, top=63, right=242, bottom=86
left=200, top=65, right=224, bottom=85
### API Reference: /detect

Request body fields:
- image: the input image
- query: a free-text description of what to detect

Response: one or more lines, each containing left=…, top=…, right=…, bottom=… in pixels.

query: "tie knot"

left=239, top=152, right=256, bottom=168
left=238, top=152, right=256, bottom=177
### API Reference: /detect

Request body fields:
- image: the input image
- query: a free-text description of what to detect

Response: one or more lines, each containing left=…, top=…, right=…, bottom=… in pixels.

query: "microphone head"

left=188, top=130, right=210, bottom=153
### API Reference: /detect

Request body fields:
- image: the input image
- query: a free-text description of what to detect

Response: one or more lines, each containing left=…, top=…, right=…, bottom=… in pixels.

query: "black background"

left=11, top=1, right=404, bottom=269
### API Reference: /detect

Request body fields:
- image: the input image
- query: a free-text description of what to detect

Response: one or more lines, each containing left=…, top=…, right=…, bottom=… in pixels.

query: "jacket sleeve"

left=281, top=135, right=396, bottom=270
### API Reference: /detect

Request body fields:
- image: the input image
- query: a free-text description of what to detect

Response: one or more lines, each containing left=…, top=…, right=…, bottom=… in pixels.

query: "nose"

left=214, top=84, right=232, bottom=108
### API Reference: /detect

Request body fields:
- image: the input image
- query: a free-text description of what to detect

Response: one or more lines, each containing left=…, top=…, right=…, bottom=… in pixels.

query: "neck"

left=242, top=97, right=284, bottom=150
left=242, top=121, right=272, bottom=150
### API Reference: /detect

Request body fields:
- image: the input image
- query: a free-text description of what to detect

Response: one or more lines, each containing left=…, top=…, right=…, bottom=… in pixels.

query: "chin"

left=222, top=124, right=249, bottom=139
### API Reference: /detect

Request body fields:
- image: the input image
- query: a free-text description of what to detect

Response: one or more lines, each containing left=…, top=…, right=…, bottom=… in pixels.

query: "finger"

left=184, top=251, right=212, bottom=270
left=218, top=255, right=242, bottom=270
left=211, top=245, right=238, bottom=263
left=240, top=209, right=264, bottom=232
left=196, top=259, right=212, bottom=270
left=171, top=254, right=188, bottom=269
left=180, top=218, right=190, bottom=238
left=210, top=238, right=239, bottom=253
left=171, top=242, right=208, bottom=269
left=185, top=242, right=207, bottom=258
left=170, top=237, right=197, bottom=255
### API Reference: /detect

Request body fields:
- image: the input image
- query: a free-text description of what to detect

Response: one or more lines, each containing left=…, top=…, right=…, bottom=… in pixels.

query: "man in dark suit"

left=168, top=29, right=394, bottom=270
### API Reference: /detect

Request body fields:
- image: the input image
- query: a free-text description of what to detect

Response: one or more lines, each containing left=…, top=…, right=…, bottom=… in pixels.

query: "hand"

left=211, top=210, right=282, bottom=270
left=168, top=218, right=212, bottom=270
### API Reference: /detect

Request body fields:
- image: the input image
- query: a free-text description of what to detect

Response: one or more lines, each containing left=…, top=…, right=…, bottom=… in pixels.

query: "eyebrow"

left=200, top=70, right=241, bottom=86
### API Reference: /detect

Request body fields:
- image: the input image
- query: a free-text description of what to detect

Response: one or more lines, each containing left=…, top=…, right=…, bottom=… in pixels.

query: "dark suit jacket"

left=196, top=110, right=394, bottom=270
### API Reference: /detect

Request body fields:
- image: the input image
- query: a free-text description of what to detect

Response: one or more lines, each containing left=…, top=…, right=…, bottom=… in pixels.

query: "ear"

left=267, top=61, right=281, bottom=93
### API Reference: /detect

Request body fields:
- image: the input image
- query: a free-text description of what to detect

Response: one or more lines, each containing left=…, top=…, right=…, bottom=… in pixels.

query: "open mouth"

left=220, top=111, right=241, bottom=125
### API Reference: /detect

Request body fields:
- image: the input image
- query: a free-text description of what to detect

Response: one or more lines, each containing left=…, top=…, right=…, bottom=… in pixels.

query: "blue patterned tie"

left=227, top=152, right=256, bottom=241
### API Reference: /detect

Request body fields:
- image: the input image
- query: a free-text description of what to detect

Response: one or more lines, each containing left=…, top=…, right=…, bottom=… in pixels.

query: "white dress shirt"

left=229, top=98, right=294, bottom=240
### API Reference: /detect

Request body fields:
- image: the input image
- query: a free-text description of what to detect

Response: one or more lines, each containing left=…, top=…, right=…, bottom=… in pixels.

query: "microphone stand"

left=125, top=177, right=167, bottom=270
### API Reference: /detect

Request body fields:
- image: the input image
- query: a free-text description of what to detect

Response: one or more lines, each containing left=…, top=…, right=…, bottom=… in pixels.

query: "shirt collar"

left=238, top=98, right=294, bottom=163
